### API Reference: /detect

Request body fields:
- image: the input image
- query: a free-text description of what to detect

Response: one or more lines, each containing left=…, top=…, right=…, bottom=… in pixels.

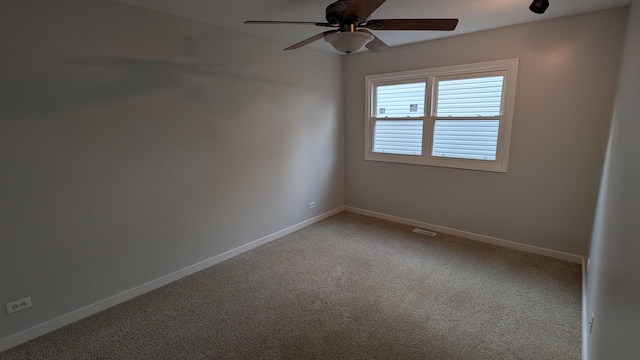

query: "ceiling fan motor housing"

left=326, top=0, right=354, bottom=24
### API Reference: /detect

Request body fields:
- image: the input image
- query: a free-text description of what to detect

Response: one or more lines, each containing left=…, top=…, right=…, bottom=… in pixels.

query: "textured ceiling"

left=113, top=0, right=630, bottom=54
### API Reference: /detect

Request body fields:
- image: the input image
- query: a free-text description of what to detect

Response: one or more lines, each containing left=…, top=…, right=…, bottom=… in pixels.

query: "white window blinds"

left=373, top=120, right=423, bottom=155
left=373, top=81, right=426, bottom=155
left=431, top=120, right=499, bottom=160
left=431, top=74, right=505, bottom=161
left=376, top=82, right=425, bottom=118
left=435, top=76, right=504, bottom=117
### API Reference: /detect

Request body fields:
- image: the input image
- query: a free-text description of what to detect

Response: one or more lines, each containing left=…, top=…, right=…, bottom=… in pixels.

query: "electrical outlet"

left=309, top=202, right=316, bottom=209
left=6, top=297, right=32, bottom=315
left=589, top=313, right=595, bottom=335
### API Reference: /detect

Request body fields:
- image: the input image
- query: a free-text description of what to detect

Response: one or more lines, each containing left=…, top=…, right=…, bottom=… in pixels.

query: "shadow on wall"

left=0, top=33, right=298, bottom=121
left=0, top=0, right=343, bottom=344
left=0, top=25, right=330, bottom=269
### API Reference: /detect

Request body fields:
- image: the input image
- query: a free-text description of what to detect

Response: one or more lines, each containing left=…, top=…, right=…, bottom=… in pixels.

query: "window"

left=365, top=59, right=518, bottom=172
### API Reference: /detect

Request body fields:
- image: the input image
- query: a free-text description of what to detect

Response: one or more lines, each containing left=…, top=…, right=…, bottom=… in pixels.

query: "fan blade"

left=358, top=29, right=389, bottom=52
left=285, top=30, right=339, bottom=50
left=364, top=19, right=459, bottom=31
left=245, top=20, right=334, bottom=27
left=343, top=0, right=387, bottom=22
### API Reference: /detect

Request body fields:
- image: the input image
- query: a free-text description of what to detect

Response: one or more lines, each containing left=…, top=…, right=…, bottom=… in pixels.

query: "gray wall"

left=0, top=0, right=343, bottom=340
left=587, top=0, right=640, bottom=358
left=343, top=8, right=628, bottom=256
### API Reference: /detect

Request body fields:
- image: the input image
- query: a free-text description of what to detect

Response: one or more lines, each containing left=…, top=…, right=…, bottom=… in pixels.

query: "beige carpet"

left=0, top=212, right=582, bottom=359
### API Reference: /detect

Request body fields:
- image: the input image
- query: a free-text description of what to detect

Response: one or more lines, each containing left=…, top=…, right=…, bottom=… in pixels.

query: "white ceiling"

left=114, top=0, right=629, bottom=54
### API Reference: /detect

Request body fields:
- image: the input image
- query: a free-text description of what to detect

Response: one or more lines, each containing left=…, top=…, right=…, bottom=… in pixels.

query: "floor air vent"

left=413, top=228, right=437, bottom=237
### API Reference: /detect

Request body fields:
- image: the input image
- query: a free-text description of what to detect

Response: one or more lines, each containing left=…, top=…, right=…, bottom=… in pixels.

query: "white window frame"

left=365, top=59, right=519, bottom=173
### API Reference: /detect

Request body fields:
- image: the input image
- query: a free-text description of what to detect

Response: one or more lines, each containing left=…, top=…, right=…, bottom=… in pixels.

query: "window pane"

left=436, top=76, right=504, bottom=117
left=376, top=82, right=426, bottom=118
left=373, top=120, right=423, bottom=156
left=432, top=120, right=499, bottom=161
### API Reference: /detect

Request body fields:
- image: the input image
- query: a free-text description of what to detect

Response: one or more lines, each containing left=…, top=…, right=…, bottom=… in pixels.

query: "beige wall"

left=343, top=8, right=628, bottom=256
left=0, top=0, right=343, bottom=341
left=587, top=0, right=640, bottom=358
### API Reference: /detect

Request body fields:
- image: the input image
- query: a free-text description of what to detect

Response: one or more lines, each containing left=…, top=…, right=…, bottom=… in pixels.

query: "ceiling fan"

left=245, top=0, right=458, bottom=54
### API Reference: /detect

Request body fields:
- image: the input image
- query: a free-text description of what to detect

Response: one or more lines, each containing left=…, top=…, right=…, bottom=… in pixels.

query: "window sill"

left=364, top=152, right=508, bottom=173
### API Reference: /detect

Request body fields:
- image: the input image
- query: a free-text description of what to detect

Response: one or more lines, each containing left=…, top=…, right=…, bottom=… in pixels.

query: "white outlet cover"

left=6, top=297, right=32, bottom=314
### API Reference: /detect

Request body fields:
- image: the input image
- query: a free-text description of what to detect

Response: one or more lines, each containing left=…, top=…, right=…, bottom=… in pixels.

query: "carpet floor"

left=0, top=212, right=582, bottom=359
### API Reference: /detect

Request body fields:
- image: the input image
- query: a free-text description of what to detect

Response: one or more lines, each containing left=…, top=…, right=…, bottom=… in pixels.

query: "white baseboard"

left=0, top=206, right=344, bottom=353
left=344, top=206, right=583, bottom=264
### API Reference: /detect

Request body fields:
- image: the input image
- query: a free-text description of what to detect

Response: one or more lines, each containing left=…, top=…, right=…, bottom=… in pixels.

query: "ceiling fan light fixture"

left=529, top=0, right=550, bottom=14
left=324, top=31, right=374, bottom=54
